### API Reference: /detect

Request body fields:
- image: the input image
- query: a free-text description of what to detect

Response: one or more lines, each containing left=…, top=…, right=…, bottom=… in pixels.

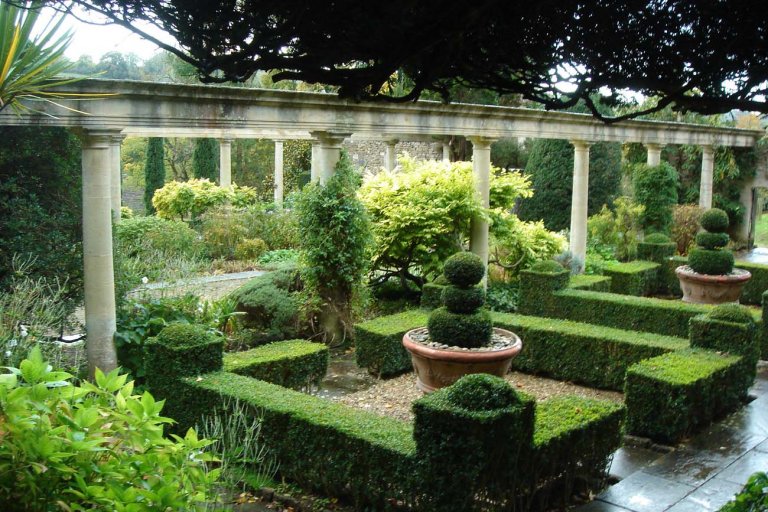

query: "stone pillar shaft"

left=385, top=139, right=398, bottom=171
left=469, top=137, right=493, bottom=282
left=310, top=142, right=320, bottom=183
left=109, top=134, right=124, bottom=222
left=700, top=145, right=715, bottom=209
left=219, top=137, right=233, bottom=188
left=80, top=129, right=120, bottom=378
left=442, top=142, right=451, bottom=162
left=310, top=131, right=351, bottom=185
left=569, top=140, right=592, bottom=271
left=645, top=143, right=663, bottom=167
left=274, top=140, right=284, bottom=208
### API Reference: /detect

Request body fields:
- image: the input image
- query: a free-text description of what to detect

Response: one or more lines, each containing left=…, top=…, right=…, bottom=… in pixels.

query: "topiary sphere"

left=529, top=260, right=566, bottom=273
left=443, top=252, right=486, bottom=288
left=442, top=285, right=485, bottom=314
left=708, top=304, right=755, bottom=324
left=445, top=374, right=521, bottom=411
left=695, top=232, right=730, bottom=250
left=688, top=248, right=734, bottom=275
left=428, top=307, right=493, bottom=348
left=700, top=208, right=730, bottom=233
left=644, top=232, right=672, bottom=244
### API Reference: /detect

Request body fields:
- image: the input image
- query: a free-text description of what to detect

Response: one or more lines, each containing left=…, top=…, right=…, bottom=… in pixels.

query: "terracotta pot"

left=675, top=265, right=751, bottom=304
left=402, top=328, right=523, bottom=393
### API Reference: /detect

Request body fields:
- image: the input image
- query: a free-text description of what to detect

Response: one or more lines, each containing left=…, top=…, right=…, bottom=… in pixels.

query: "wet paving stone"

left=717, top=450, right=768, bottom=485
left=598, top=471, right=694, bottom=512
left=576, top=500, right=633, bottom=511
left=609, top=446, right=665, bottom=481
left=664, top=477, right=743, bottom=511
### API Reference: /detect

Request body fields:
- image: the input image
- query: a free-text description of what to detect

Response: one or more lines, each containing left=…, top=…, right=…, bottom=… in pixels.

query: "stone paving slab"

left=664, top=478, right=744, bottom=511
left=597, top=472, right=695, bottom=512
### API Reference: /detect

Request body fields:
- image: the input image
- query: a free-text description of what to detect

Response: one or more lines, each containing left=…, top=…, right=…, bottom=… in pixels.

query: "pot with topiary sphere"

left=402, top=251, right=523, bottom=392
left=675, top=208, right=751, bottom=304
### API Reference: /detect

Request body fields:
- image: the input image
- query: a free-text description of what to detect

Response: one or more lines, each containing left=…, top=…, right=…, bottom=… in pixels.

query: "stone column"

left=645, top=143, right=664, bottom=167
left=569, top=140, right=593, bottom=271
left=310, top=131, right=351, bottom=185
left=80, top=128, right=120, bottom=378
left=219, top=137, right=233, bottom=188
left=310, top=141, right=320, bottom=183
left=699, top=145, right=715, bottom=209
left=109, top=134, right=124, bottom=222
left=385, top=139, right=399, bottom=171
left=469, top=137, right=494, bottom=279
left=274, top=139, right=284, bottom=208
left=442, top=141, right=451, bottom=162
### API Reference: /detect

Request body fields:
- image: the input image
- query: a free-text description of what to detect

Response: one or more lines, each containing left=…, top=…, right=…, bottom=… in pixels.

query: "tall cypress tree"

left=518, top=139, right=621, bottom=231
left=143, top=137, right=165, bottom=214
left=192, top=138, right=219, bottom=182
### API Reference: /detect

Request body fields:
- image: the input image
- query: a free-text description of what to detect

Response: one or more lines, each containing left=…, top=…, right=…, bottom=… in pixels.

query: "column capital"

left=218, top=136, right=234, bottom=144
left=108, top=133, right=126, bottom=145
left=701, top=144, right=715, bottom=154
left=384, top=138, right=399, bottom=146
left=76, top=128, right=124, bottom=148
left=468, top=136, right=496, bottom=149
left=644, top=142, right=665, bottom=150
left=569, top=139, right=594, bottom=150
left=309, top=130, right=352, bottom=147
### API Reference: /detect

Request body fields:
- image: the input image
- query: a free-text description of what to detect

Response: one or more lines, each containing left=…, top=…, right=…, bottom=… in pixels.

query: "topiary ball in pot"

left=428, top=252, right=493, bottom=348
left=688, top=208, right=734, bottom=276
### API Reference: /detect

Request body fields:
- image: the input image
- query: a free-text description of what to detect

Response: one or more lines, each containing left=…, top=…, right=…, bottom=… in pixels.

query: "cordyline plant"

left=0, top=1, right=100, bottom=115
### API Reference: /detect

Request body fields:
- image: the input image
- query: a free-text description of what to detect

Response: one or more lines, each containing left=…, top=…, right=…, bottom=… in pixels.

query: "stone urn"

left=403, top=251, right=523, bottom=392
left=675, top=208, right=751, bottom=305
left=403, top=327, right=522, bottom=393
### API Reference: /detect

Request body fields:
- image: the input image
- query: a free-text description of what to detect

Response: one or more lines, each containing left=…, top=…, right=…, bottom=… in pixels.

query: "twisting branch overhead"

left=37, top=0, right=768, bottom=122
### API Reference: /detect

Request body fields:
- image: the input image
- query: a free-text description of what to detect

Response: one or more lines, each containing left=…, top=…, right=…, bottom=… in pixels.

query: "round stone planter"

left=675, top=265, right=752, bottom=305
left=402, top=327, right=523, bottom=393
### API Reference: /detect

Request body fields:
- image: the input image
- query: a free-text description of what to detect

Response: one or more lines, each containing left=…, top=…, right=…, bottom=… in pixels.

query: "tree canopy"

left=40, top=0, right=768, bottom=121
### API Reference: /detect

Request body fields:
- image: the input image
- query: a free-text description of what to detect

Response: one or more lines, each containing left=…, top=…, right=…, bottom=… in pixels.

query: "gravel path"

left=334, top=371, right=624, bottom=422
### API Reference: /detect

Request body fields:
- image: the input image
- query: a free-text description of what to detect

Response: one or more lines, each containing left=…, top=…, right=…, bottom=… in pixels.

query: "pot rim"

left=675, top=265, right=752, bottom=284
left=402, top=327, right=522, bottom=363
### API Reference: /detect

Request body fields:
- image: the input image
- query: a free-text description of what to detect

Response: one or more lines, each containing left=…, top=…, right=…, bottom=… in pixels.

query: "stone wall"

left=344, top=140, right=442, bottom=173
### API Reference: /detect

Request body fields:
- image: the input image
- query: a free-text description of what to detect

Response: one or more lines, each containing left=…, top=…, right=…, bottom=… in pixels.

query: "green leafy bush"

left=671, top=204, right=703, bottom=255
left=0, top=348, right=218, bottom=510
left=587, top=197, right=645, bottom=261
left=235, top=238, right=268, bottom=261
left=200, top=205, right=249, bottom=259
left=444, top=373, right=522, bottom=411
left=144, top=137, right=165, bottom=214
left=490, top=215, right=566, bottom=279
left=688, top=247, right=734, bottom=275
left=242, top=204, right=301, bottom=250
left=644, top=233, right=672, bottom=244
left=719, top=472, right=768, bottom=511
left=297, top=153, right=372, bottom=344
left=152, top=178, right=232, bottom=221
left=116, top=215, right=205, bottom=260
left=632, top=162, right=679, bottom=234
left=258, top=248, right=300, bottom=266
left=428, top=308, right=493, bottom=348
left=223, top=339, right=329, bottom=390
left=530, top=260, right=567, bottom=273
left=486, top=282, right=520, bottom=312
left=192, top=138, right=219, bottom=181
left=443, top=251, right=486, bottom=287
left=420, top=281, right=446, bottom=309
left=695, top=232, right=730, bottom=249
left=700, top=208, right=730, bottom=232
left=442, top=285, right=485, bottom=313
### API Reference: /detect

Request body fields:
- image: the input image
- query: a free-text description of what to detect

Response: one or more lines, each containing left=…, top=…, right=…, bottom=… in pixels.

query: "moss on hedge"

left=223, top=340, right=329, bottom=389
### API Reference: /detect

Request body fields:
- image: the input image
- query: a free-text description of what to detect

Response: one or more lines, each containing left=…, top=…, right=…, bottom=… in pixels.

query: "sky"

left=40, top=6, right=170, bottom=61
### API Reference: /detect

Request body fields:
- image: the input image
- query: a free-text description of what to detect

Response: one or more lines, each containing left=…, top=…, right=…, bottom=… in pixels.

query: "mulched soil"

left=335, top=371, right=624, bottom=422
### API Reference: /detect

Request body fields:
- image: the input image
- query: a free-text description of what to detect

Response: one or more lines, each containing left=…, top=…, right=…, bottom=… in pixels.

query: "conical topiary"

left=427, top=252, right=493, bottom=348
left=688, top=208, right=734, bottom=275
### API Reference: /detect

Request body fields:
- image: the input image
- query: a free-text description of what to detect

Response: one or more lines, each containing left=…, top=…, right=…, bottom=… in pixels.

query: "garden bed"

left=334, top=370, right=623, bottom=422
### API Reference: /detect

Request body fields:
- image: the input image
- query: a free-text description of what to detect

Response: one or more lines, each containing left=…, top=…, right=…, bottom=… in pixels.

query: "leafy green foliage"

left=442, top=285, right=485, bottom=313
left=518, top=139, right=622, bottom=231
left=689, top=248, right=734, bottom=275
left=444, top=373, right=521, bottom=411
left=632, top=162, right=679, bottom=234
left=0, top=127, right=82, bottom=302
left=258, top=248, right=299, bottom=267
left=530, top=260, right=567, bottom=273
left=144, top=137, right=166, bottom=214
left=0, top=347, right=218, bottom=510
left=695, top=232, right=730, bottom=250
left=192, top=138, right=219, bottom=181
left=235, top=238, right=268, bottom=260
left=115, top=215, right=204, bottom=259
left=486, top=282, right=520, bottom=313
left=489, top=215, right=566, bottom=279
left=152, top=178, right=231, bottom=220
left=671, top=204, right=703, bottom=255
left=587, top=197, right=645, bottom=261
left=427, top=307, right=493, bottom=348
left=719, top=472, right=768, bottom=512
left=644, top=233, right=672, bottom=244
left=297, top=153, right=373, bottom=344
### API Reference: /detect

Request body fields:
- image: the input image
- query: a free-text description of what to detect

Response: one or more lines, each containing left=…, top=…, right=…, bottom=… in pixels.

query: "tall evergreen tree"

left=518, top=139, right=622, bottom=231
left=144, top=137, right=166, bottom=214
left=192, top=138, right=219, bottom=182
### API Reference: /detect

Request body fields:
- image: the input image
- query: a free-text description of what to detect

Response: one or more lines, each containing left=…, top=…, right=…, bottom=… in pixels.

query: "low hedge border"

left=494, top=313, right=688, bottom=390
left=602, top=261, right=660, bottom=296
left=420, top=282, right=446, bottom=309
left=569, top=274, right=612, bottom=292
left=625, top=348, right=746, bottom=443
left=223, top=340, right=329, bottom=390
left=353, top=309, right=428, bottom=377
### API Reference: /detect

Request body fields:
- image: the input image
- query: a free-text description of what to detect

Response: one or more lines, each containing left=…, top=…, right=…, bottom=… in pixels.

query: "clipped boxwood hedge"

left=420, top=282, right=446, bottom=309
left=518, top=267, right=570, bottom=317
left=494, top=313, right=688, bottom=390
left=602, top=261, right=660, bottom=296
left=353, top=309, right=428, bottom=377
left=739, top=261, right=768, bottom=305
left=568, top=274, right=611, bottom=292
left=223, top=340, right=329, bottom=390
left=625, top=348, right=746, bottom=443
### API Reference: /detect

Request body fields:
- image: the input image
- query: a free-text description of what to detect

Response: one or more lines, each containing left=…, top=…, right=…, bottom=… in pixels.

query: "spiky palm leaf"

left=0, top=1, right=92, bottom=115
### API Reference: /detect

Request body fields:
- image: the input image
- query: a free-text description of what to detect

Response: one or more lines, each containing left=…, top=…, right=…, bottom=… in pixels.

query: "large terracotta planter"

left=675, top=265, right=751, bottom=304
left=402, top=328, right=523, bottom=393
